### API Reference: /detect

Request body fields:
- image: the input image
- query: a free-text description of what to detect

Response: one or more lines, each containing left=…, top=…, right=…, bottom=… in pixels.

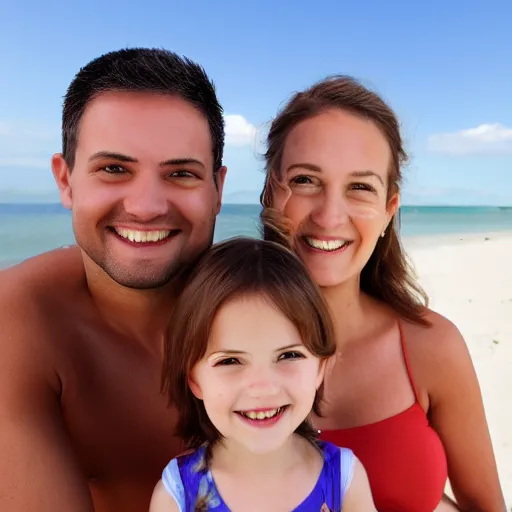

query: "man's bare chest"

left=59, top=330, right=182, bottom=481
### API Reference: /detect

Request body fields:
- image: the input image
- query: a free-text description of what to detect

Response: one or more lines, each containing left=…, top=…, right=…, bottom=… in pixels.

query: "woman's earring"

left=381, top=230, right=386, bottom=238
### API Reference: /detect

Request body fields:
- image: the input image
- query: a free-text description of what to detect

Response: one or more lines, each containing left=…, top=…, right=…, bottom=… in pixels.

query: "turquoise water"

left=2, top=203, right=512, bottom=269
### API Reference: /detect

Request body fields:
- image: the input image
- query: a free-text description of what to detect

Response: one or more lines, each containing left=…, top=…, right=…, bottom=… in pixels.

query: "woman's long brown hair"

left=260, top=75, right=430, bottom=326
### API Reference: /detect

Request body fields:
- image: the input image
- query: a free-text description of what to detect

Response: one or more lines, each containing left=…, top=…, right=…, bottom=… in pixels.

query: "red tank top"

left=318, top=322, right=448, bottom=511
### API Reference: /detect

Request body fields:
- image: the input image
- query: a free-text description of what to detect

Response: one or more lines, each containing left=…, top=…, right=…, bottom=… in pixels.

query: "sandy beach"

left=404, top=232, right=512, bottom=506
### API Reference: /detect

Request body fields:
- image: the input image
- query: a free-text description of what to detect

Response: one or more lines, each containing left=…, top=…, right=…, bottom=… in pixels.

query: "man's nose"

left=122, top=174, right=169, bottom=221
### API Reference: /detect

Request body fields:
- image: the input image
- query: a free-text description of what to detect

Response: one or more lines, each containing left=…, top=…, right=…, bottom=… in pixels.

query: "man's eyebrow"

left=89, top=151, right=137, bottom=163
left=88, top=153, right=205, bottom=168
left=160, top=158, right=204, bottom=168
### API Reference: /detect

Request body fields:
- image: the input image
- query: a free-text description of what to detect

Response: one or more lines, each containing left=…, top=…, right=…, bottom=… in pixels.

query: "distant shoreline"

left=3, top=203, right=512, bottom=270
left=1, top=202, right=512, bottom=209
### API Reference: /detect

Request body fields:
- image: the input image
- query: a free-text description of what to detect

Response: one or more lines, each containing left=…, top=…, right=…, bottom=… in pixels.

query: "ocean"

left=1, top=203, right=512, bottom=269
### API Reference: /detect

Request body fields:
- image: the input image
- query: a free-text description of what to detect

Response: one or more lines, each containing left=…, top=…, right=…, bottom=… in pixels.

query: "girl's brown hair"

left=161, top=211, right=336, bottom=451
left=260, top=75, right=430, bottom=326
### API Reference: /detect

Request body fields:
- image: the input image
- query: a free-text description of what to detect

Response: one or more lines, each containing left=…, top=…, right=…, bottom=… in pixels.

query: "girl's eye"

left=278, top=351, right=305, bottom=361
left=215, top=357, right=240, bottom=366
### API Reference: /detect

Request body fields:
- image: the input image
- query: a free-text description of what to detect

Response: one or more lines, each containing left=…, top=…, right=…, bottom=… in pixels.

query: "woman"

left=260, top=76, right=505, bottom=511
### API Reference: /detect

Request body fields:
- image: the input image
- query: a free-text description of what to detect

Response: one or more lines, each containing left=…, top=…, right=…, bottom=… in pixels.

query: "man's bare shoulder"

left=0, top=246, right=87, bottom=368
left=0, top=247, right=98, bottom=512
left=0, top=245, right=86, bottom=308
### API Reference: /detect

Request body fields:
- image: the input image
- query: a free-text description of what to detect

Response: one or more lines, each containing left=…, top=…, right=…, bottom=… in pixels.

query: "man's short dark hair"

left=62, top=47, right=225, bottom=171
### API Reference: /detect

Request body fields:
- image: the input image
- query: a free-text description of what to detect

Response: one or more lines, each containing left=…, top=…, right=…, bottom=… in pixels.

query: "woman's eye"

left=290, top=175, right=314, bottom=185
left=350, top=182, right=375, bottom=192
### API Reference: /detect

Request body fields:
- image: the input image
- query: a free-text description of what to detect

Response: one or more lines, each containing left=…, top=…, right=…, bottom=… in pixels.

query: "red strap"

left=398, top=319, right=421, bottom=405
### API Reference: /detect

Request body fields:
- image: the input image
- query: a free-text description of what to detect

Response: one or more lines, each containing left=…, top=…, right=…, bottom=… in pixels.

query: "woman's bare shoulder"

left=402, top=308, right=465, bottom=352
left=400, top=309, right=474, bottom=395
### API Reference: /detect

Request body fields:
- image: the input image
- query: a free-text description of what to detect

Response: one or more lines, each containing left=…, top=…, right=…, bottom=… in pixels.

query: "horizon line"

left=0, top=201, right=511, bottom=209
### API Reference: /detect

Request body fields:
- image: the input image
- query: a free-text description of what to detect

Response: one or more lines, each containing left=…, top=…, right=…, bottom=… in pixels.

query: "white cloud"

left=427, top=123, right=512, bottom=156
left=0, top=115, right=261, bottom=171
left=224, top=114, right=259, bottom=146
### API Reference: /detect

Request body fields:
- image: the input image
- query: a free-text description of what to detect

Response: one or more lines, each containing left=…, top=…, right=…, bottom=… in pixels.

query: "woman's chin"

left=304, top=264, right=362, bottom=291
left=310, top=271, right=349, bottom=290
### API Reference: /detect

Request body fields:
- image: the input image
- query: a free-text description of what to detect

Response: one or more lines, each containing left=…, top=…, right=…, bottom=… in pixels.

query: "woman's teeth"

left=304, top=237, right=350, bottom=252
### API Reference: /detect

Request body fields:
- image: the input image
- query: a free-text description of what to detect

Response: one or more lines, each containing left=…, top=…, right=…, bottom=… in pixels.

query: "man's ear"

left=214, top=166, right=227, bottom=214
left=51, top=153, right=73, bottom=210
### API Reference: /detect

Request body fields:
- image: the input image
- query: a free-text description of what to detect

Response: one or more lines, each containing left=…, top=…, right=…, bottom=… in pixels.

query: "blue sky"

left=1, top=0, right=511, bottom=205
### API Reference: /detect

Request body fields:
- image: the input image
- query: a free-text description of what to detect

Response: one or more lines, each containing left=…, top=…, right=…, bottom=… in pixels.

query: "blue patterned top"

left=161, top=440, right=355, bottom=511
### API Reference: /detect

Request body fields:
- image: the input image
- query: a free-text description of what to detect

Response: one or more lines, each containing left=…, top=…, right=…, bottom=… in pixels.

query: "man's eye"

left=171, top=170, right=196, bottom=178
left=101, top=165, right=126, bottom=174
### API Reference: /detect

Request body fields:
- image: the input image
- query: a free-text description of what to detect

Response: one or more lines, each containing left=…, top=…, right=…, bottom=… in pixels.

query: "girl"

left=149, top=226, right=376, bottom=511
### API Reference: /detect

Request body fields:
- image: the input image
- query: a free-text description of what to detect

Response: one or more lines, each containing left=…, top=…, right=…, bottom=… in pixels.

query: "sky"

left=1, top=0, right=511, bottom=205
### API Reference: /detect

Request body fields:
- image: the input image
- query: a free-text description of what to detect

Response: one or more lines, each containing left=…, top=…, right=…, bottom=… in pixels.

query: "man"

left=0, top=48, right=227, bottom=512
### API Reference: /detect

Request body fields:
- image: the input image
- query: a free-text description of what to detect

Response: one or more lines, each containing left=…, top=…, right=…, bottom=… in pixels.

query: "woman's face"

left=275, top=108, right=399, bottom=289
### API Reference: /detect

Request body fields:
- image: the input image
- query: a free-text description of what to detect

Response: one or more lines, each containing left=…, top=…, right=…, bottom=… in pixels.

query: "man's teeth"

left=240, top=407, right=283, bottom=420
left=115, top=228, right=170, bottom=243
left=305, top=237, right=349, bottom=251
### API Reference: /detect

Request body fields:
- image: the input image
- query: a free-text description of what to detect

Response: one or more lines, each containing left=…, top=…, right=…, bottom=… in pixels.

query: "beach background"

left=1, top=202, right=511, bottom=504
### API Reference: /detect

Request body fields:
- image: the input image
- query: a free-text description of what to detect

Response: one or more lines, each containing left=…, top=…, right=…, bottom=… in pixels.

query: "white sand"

left=403, top=232, right=512, bottom=506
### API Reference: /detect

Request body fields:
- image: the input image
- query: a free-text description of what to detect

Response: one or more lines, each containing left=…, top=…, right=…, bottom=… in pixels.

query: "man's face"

left=52, top=91, right=226, bottom=289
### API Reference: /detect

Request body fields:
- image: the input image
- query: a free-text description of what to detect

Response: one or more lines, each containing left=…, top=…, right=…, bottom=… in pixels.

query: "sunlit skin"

left=0, top=90, right=227, bottom=512
left=190, top=294, right=325, bottom=457
left=276, top=108, right=398, bottom=292
left=52, top=91, right=226, bottom=292
left=271, top=108, right=505, bottom=511
left=190, top=295, right=327, bottom=510
left=149, top=294, right=378, bottom=511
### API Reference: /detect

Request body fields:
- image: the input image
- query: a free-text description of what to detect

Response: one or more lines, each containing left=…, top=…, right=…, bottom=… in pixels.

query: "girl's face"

left=273, top=108, right=399, bottom=289
left=189, top=294, right=325, bottom=454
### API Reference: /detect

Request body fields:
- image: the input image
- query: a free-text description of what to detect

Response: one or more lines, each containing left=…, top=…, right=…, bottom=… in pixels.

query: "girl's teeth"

left=242, top=407, right=281, bottom=420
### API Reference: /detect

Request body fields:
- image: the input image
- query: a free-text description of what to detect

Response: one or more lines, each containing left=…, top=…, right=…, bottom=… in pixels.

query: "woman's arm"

left=421, top=314, right=505, bottom=511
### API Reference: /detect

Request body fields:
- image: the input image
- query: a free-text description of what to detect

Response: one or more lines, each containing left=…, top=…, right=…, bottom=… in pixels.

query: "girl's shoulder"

left=317, top=440, right=356, bottom=493
left=161, top=445, right=217, bottom=511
